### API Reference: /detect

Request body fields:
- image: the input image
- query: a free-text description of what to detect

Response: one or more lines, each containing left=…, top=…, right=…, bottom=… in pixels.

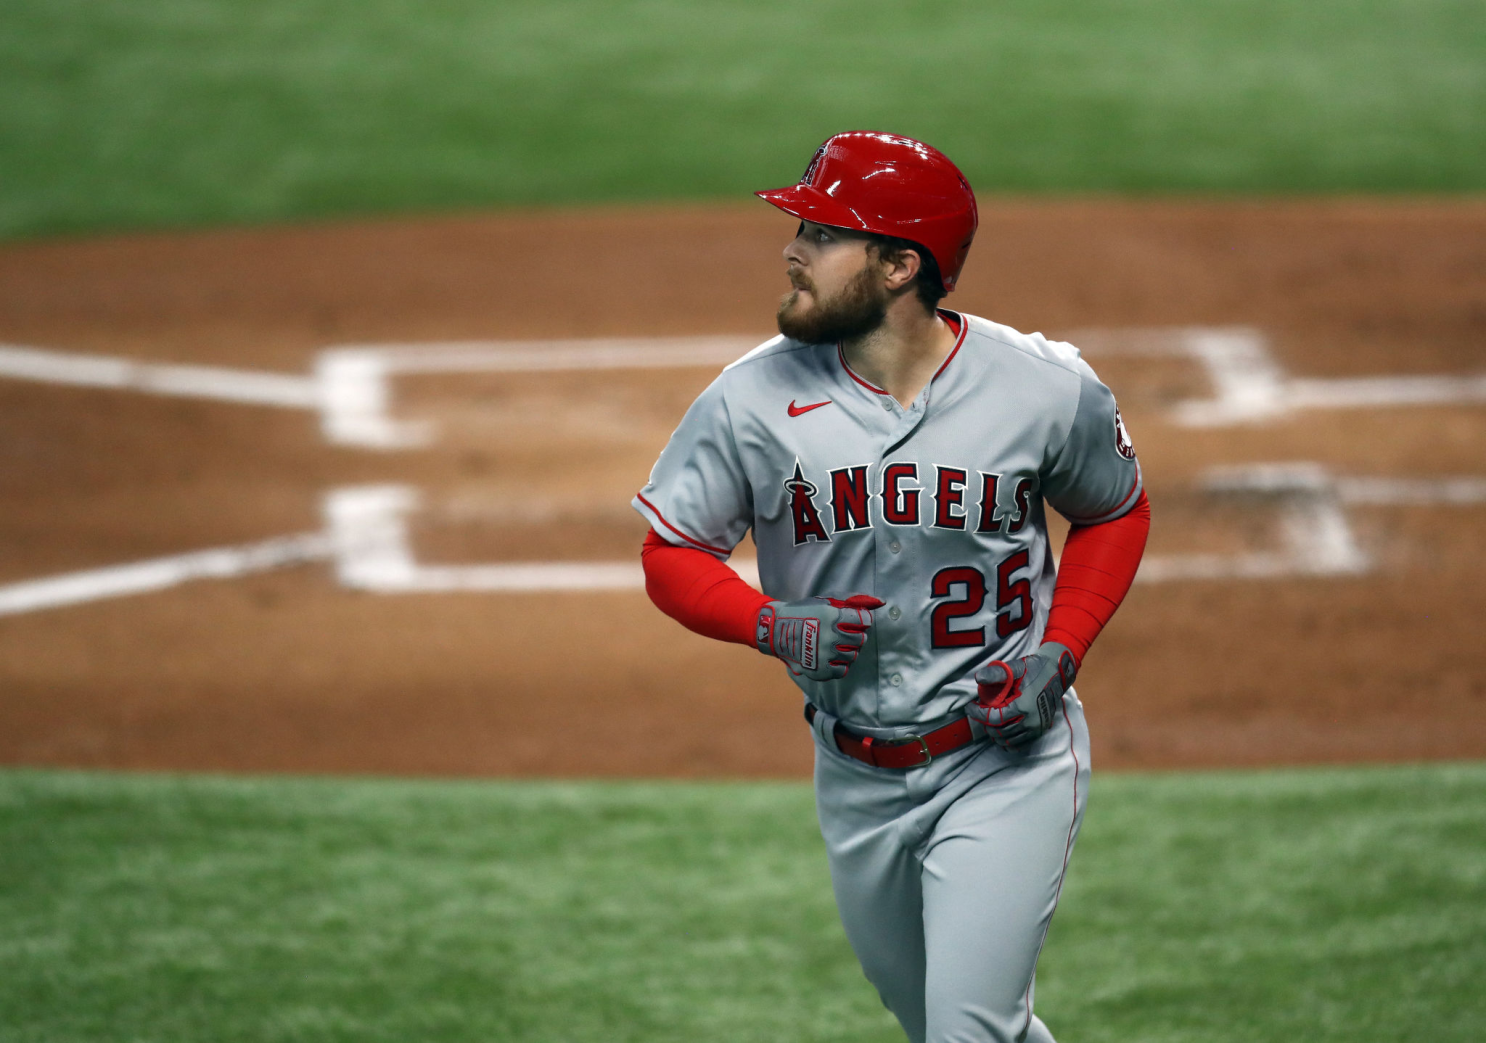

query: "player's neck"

left=841, top=301, right=956, bottom=406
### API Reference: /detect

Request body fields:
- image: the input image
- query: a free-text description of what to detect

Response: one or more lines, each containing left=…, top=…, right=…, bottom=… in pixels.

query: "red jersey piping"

left=837, top=344, right=888, bottom=394
left=1063, top=465, right=1143, bottom=525
left=931, top=310, right=968, bottom=380
left=634, top=493, right=731, bottom=556
left=835, top=309, right=968, bottom=394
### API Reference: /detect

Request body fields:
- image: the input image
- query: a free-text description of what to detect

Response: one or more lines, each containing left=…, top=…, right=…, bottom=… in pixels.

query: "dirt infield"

left=1, top=199, right=1484, bottom=777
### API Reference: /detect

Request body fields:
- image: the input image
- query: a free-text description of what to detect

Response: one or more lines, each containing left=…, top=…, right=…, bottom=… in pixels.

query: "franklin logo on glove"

left=755, top=595, right=884, bottom=681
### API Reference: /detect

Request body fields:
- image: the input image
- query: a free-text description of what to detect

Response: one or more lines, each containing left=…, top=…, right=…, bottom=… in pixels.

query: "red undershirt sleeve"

left=1042, top=490, right=1151, bottom=667
left=641, top=529, right=773, bottom=647
left=644, top=487, right=1148, bottom=665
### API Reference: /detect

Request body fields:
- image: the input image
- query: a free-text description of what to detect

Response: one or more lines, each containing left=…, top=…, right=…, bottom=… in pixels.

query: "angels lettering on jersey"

left=785, top=458, right=1033, bottom=546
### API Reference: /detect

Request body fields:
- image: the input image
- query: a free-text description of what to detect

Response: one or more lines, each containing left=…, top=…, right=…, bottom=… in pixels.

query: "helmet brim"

left=754, top=185, right=873, bottom=235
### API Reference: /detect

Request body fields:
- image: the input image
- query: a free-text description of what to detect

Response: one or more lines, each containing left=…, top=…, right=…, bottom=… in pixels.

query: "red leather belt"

left=805, top=703, right=978, bottom=770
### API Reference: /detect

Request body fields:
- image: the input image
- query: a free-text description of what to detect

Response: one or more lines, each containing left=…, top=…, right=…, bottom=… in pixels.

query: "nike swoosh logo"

left=787, top=399, right=832, bottom=417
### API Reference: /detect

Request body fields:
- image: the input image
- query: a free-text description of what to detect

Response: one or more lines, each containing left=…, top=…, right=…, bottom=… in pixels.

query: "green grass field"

left=2, top=764, right=1482, bottom=1042
left=1, top=0, right=1483, bottom=238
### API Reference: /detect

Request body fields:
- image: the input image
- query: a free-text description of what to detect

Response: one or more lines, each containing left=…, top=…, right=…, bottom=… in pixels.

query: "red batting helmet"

left=755, top=131, right=979, bottom=292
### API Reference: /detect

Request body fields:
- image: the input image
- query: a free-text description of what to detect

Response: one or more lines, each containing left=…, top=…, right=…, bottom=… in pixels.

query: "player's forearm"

left=640, top=529, right=772, bottom=647
left=1042, top=491, right=1150, bottom=666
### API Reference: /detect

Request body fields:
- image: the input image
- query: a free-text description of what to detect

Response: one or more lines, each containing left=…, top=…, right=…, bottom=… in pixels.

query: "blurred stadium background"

left=1, top=1, right=1483, bottom=1040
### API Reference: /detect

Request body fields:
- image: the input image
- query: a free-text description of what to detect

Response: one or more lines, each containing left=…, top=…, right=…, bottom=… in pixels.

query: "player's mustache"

left=786, top=267, right=814, bottom=293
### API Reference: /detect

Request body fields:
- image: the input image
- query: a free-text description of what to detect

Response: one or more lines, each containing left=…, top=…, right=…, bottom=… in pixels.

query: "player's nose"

left=783, top=230, right=809, bottom=266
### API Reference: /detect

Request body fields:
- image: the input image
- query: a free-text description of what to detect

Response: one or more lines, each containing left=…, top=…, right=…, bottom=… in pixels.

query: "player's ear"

left=881, top=247, right=922, bottom=292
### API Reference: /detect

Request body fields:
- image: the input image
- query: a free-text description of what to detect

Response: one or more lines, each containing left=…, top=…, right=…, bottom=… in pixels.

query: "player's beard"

left=776, top=264, right=889, bottom=344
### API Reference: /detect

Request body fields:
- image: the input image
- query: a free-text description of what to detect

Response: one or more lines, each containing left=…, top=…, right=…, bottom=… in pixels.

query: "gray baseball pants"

left=810, top=693, right=1091, bottom=1043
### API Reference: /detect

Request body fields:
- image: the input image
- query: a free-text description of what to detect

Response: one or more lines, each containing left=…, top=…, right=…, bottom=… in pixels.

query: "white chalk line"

left=4, top=331, right=1484, bottom=441
left=1, top=464, right=1478, bottom=615
left=0, top=486, right=759, bottom=615
left=1200, top=461, right=1486, bottom=504
left=324, top=328, right=1486, bottom=444
left=0, top=337, right=760, bottom=448
left=1335, top=475, right=1486, bottom=505
left=1134, top=464, right=1370, bottom=583
left=1073, top=327, right=1486, bottom=427
left=1132, top=464, right=1486, bottom=583
left=335, top=336, right=762, bottom=373
left=0, top=334, right=766, bottom=613
left=315, top=336, right=758, bottom=448
left=1, top=333, right=1483, bottom=610
left=0, top=533, right=332, bottom=617
left=0, top=343, right=318, bottom=408
left=323, top=484, right=761, bottom=593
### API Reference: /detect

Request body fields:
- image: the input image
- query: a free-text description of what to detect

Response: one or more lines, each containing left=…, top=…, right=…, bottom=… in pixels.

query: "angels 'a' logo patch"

left=1114, top=407, right=1137, bottom=460
left=784, top=459, right=830, bottom=544
left=801, top=145, right=827, bottom=186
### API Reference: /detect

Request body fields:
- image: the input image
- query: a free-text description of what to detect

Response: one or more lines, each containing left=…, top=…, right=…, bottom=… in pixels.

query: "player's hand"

left=968, top=642, right=1078, bottom=750
left=755, top=595, right=885, bottom=682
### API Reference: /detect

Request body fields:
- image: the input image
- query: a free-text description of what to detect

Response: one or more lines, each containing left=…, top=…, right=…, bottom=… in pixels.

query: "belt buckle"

left=884, top=732, right=932, bottom=768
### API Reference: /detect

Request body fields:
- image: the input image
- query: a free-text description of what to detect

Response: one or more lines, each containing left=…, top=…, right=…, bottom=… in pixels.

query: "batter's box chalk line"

left=4, top=329, right=1483, bottom=447
left=1068, top=327, right=1486, bottom=427
left=314, top=337, right=763, bottom=448
left=4, top=468, right=1485, bottom=616
left=0, top=331, right=1484, bottom=614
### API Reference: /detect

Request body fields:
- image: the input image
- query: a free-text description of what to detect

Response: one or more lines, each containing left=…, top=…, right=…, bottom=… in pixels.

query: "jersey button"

left=888, top=540, right=902, bottom=554
left=890, top=673, right=903, bottom=687
left=881, top=399, right=893, bottom=411
left=888, top=605, right=901, bottom=620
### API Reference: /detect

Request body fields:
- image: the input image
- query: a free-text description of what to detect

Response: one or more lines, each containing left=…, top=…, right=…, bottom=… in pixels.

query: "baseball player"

left=634, top=132, right=1150, bottom=1043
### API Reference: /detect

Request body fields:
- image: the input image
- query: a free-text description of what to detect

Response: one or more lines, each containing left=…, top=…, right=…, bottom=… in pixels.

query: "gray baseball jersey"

left=635, top=310, right=1141, bottom=1043
left=633, top=310, right=1141, bottom=732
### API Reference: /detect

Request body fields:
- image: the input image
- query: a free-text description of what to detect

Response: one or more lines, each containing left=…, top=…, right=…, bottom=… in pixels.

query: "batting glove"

left=755, top=595, right=885, bottom=682
left=968, top=642, right=1078, bottom=750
